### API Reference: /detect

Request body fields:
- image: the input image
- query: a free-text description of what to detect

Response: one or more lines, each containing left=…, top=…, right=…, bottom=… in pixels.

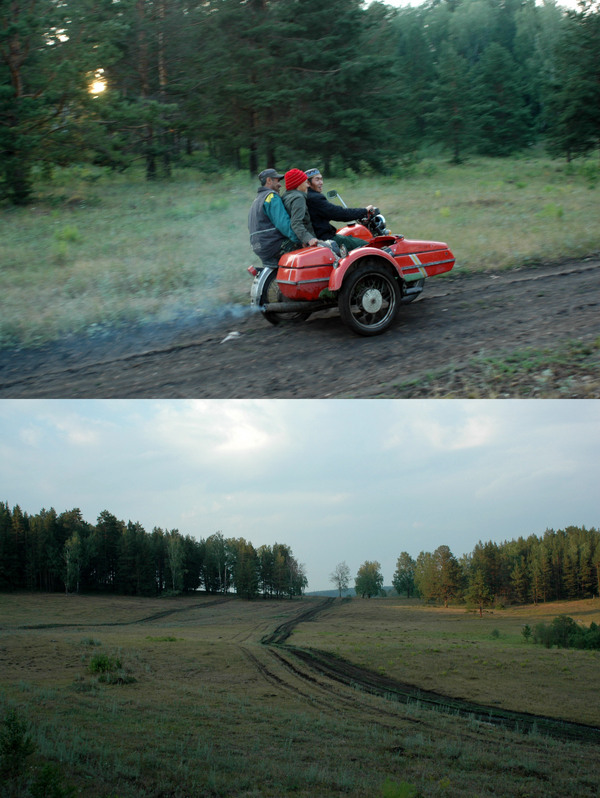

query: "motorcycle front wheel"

left=338, top=261, right=401, bottom=336
left=260, top=269, right=311, bottom=325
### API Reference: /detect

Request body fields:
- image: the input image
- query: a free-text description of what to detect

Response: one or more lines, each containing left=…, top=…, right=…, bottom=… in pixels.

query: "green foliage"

left=89, top=653, right=122, bottom=674
left=522, top=624, right=532, bottom=642
left=1, top=0, right=599, bottom=204
left=415, top=546, right=463, bottom=607
left=380, top=778, right=419, bottom=798
left=471, top=43, right=532, bottom=156
left=53, top=226, right=83, bottom=244
left=544, top=2, right=600, bottom=160
left=355, top=561, right=384, bottom=598
left=145, top=636, right=179, bottom=642
left=0, top=708, right=36, bottom=781
left=30, top=763, right=76, bottom=798
left=532, top=616, right=600, bottom=650
left=392, top=553, right=416, bottom=598
left=0, top=500, right=307, bottom=600
left=0, top=710, right=74, bottom=798
left=88, top=653, right=136, bottom=685
left=466, top=569, right=493, bottom=616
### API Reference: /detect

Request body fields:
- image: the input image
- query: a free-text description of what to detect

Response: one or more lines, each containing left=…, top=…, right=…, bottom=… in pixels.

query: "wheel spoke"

left=350, top=276, right=393, bottom=326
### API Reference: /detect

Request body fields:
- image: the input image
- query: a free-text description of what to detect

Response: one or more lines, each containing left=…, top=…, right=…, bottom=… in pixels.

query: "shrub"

left=531, top=616, right=600, bottom=650
left=53, top=225, right=83, bottom=243
left=30, top=763, right=76, bottom=798
left=88, top=652, right=135, bottom=685
left=0, top=708, right=36, bottom=782
left=533, top=622, right=553, bottom=648
left=550, top=615, right=578, bottom=648
left=89, top=653, right=121, bottom=674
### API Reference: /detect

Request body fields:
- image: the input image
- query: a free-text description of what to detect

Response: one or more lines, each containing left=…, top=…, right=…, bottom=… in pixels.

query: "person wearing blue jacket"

left=248, top=168, right=300, bottom=267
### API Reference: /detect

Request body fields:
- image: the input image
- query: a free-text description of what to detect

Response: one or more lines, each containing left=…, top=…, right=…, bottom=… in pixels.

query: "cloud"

left=0, top=398, right=597, bottom=591
left=149, top=400, right=289, bottom=463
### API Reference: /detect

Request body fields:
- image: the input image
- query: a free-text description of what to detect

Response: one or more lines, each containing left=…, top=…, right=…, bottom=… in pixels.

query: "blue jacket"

left=248, top=187, right=298, bottom=265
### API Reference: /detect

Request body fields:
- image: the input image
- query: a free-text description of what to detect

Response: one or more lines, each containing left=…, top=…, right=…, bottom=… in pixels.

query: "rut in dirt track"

left=1, top=259, right=599, bottom=398
left=15, top=597, right=234, bottom=630
left=257, top=598, right=600, bottom=745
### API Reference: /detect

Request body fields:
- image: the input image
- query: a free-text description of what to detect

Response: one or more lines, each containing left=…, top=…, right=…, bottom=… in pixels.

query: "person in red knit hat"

left=282, top=169, right=318, bottom=247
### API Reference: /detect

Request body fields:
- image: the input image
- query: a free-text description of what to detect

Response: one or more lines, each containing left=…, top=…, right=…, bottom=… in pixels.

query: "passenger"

left=281, top=169, right=318, bottom=248
left=305, top=167, right=375, bottom=252
left=248, top=168, right=300, bottom=267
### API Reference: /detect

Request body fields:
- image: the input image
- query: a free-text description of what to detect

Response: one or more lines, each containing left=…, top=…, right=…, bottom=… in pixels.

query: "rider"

left=281, top=169, right=318, bottom=248
left=248, top=168, right=300, bottom=267
left=305, top=167, right=375, bottom=252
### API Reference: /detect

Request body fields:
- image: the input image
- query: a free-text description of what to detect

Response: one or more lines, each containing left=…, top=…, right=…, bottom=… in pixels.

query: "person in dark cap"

left=305, top=167, right=374, bottom=252
left=281, top=169, right=318, bottom=248
left=248, top=168, right=300, bottom=267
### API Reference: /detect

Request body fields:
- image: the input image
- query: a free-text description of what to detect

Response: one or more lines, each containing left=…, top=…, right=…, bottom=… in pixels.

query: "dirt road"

left=1, top=259, right=598, bottom=398
left=254, top=598, right=600, bottom=744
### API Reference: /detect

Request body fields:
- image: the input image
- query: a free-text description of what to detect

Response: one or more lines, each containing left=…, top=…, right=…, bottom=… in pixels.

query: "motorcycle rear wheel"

left=260, top=270, right=311, bottom=325
left=338, top=261, right=400, bottom=336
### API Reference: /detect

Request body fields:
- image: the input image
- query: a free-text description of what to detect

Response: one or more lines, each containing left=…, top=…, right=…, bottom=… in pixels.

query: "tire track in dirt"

left=251, top=597, right=600, bottom=744
left=259, top=597, right=336, bottom=646
left=15, top=597, right=234, bottom=630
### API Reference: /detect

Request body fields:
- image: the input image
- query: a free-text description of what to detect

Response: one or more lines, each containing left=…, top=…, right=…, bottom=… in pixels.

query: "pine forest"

left=1, top=0, right=599, bottom=205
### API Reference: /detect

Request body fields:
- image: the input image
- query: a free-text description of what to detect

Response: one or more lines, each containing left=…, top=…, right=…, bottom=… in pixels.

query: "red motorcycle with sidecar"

left=248, top=190, right=455, bottom=336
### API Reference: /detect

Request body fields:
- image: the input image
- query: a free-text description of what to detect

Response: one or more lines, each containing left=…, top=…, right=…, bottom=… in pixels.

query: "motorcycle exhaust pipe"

left=261, top=300, right=333, bottom=313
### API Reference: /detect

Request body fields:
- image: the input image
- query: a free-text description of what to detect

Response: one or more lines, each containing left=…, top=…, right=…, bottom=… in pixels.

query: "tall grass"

left=1, top=156, right=598, bottom=347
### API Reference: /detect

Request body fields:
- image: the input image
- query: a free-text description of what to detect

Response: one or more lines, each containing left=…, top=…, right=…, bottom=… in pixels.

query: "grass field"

left=1, top=592, right=599, bottom=797
left=1, top=155, right=599, bottom=348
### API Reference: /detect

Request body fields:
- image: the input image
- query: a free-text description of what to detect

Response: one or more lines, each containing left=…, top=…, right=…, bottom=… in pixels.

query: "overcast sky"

left=1, top=399, right=598, bottom=591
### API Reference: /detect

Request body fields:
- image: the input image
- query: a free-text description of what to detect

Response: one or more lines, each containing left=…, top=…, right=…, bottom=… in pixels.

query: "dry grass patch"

left=289, top=598, right=600, bottom=726
left=1, top=594, right=599, bottom=797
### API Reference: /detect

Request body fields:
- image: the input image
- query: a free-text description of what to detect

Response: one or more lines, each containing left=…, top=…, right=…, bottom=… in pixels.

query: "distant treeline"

left=394, top=526, right=600, bottom=608
left=0, top=503, right=306, bottom=599
left=2, top=0, right=599, bottom=204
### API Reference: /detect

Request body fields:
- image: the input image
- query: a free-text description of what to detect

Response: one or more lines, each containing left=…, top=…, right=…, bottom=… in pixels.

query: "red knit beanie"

left=285, top=168, right=308, bottom=191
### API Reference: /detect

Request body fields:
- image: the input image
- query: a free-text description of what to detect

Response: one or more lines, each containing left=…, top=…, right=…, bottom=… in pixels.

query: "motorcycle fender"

left=328, top=247, right=399, bottom=292
left=250, top=266, right=276, bottom=307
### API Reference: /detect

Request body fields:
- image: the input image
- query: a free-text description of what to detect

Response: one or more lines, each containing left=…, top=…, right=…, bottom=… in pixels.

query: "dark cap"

left=259, top=168, right=284, bottom=183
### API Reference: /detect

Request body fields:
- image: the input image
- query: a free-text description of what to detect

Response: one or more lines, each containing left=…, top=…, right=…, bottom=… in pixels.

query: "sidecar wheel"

left=260, top=270, right=311, bottom=325
left=338, top=261, right=400, bottom=336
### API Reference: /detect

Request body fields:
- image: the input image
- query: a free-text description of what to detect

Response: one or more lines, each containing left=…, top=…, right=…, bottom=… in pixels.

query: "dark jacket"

left=248, top=186, right=297, bottom=265
left=306, top=188, right=368, bottom=239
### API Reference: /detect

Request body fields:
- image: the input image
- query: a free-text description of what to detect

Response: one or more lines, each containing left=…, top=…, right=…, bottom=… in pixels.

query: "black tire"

left=260, top=270, right=311, bottom=325
left=338, top=261, right=401, bottom=336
